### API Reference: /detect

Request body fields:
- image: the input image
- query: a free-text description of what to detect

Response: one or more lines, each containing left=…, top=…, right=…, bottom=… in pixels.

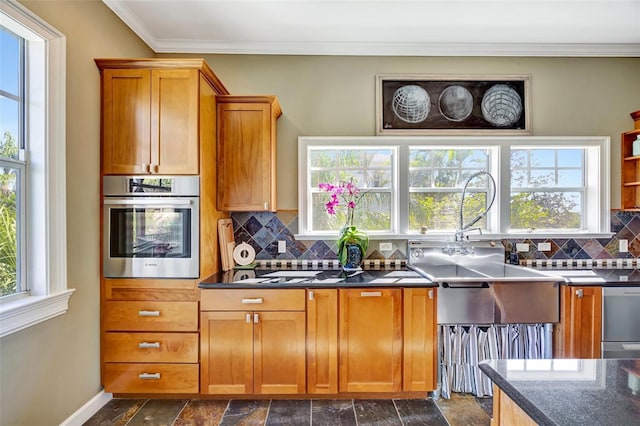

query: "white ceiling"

left=103, top=0, right=640, bottom=57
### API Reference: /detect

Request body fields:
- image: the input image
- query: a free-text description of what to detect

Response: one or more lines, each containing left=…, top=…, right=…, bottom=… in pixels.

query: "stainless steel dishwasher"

left=602, top=285, right=640, bottom=358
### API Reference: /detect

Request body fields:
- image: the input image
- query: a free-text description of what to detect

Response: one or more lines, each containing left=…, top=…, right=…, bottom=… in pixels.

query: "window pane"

left=409, top=192, right=488, bottom=232
left=558, top=169, right=583, bottom=187
left=312, top=192, right=391, bottom=232
left=0, top=166, right=18, bottom=296
left=0, top=97, right=20, bottom=158
left=310, top=147, right=394, bottom=233
left=530, top=169, right=556, bottom=187
left=0, top=28, right=21, bottom=95
left=510, top=191, right=582, bottom=230
left=530, top=149, right=555, bottom=167
left=558, top=149, right=583, bottom=167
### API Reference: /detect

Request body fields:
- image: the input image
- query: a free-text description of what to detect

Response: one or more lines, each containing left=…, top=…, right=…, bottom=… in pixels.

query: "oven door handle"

left=103, top=199, right=193, bottom=206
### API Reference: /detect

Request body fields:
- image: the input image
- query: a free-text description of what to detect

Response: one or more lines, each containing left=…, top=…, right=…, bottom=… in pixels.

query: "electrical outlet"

left=516, top=243, right=530, bottom=252
left=277, top=240, right=287, bottom=253
left=379, top=242, right=393, bottom=251
left=538, top=242, right=551, bottom=252
left=619, top=239, right=629, bottom=253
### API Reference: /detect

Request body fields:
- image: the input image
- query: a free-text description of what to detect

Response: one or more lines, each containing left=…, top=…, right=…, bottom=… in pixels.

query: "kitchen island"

left=479, top=358, right=640, bottom=425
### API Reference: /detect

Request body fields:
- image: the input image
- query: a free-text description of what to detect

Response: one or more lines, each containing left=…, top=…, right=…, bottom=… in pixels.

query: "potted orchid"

left=319, top=179, right=369, bottom=269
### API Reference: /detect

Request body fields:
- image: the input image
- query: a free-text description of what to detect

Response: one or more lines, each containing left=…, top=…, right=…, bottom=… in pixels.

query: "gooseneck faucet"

left=445, top=170, right=496, bottom=255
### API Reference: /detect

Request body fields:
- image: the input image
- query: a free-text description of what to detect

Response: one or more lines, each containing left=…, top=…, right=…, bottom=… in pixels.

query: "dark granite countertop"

left=198, top=267, right=437, bottom=289
left=479, top=359, right=640, bottom=426
left=544, top=269, right=640, bottom=286
left=198, top=264, right=640, bottom=289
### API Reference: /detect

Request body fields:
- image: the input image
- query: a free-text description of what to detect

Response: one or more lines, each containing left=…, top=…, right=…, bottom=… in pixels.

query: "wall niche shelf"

left=621, top=110, right=640, bottom=211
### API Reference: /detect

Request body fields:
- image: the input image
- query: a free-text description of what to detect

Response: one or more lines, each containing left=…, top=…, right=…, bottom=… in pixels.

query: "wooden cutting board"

left=217, top=218, right=235, bottom=271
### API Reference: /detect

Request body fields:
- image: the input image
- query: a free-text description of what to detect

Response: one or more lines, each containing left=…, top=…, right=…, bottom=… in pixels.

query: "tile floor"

left=83, top=393, right=492, bottom=426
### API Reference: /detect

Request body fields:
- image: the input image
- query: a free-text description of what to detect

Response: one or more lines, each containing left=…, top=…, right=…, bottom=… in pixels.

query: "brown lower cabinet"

left=200, top=289, right=306, bottom=394
left=101, top=284, right=200, bottom=394
left=492, top=384, right=537, bottom=426
left=200, top=287, right=437, bottom=396
left=339, top=288, right=403, bottom=392
left=307, top=289, right=339, bottom=394
left=555, top=286, right=602, bottom=358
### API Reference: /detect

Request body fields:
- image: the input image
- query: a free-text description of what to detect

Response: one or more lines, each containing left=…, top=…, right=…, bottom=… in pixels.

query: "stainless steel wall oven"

left=103, top=176, right=199, bottom=278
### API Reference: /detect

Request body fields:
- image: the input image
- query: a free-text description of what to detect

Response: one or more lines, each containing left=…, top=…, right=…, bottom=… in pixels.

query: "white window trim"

left=297, top=136, right=611, bottom=240
left=0, top=0, right=73, bottom=338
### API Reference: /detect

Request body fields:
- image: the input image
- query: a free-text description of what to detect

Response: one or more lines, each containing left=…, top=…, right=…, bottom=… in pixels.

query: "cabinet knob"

left=428, top=289, right=434, bottom=299
left=576, top=289, right=584, bottom=298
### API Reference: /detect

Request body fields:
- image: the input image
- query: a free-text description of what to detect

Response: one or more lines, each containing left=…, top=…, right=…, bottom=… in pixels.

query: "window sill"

left=0, top=289, right=75, bottom=338
left=295, top=232, right=615, bottom=241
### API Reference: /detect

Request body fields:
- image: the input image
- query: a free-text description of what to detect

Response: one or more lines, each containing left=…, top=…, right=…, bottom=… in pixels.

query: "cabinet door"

left=217, top=102, right=274, bottom=211
left=339, top=288, right=402, bottom=392
left=151, top=69, right=199, bottom=174
left=307, top=289, right=338, bottom=394
left=102, top=68, right=151, bottom=174
left=403, top=288, right=437, bottom=391
left=200, top=311, right=253, bottom=394
left=560, top=286, right=602, bottom=358
left=254, top=311, right=306, bottom=394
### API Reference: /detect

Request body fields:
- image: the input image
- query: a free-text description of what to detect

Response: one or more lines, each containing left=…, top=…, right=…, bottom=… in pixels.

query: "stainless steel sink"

left=407, top=240, right=563, bottom=283
left=408, top=240, right=563, bottom=324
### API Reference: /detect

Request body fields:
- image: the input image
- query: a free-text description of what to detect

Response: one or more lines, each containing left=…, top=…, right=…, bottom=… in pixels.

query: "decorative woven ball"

left=481, top=84, right=523, bottom=127
left=392, top=85, right=430, bottom=123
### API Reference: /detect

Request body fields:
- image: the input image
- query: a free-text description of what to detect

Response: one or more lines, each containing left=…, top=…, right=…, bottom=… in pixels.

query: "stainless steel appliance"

left=602, top=285, right=640, bottom=358
left=103, top=176, right=199, bottom=278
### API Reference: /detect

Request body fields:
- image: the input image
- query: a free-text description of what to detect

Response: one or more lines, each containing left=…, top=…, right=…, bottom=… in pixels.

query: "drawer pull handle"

left=138, top=310, right=160, bottom=317
left=138, top=342, right=160, bottom=349
left=361, top=291, right=382, bottom=297
left=139, top=373, right=160, bottom=380
left=241, top=298, right=264, bottom=304
left=428, top=289, right=434, bottom=299
left=622, top=343, right=640, bottom=350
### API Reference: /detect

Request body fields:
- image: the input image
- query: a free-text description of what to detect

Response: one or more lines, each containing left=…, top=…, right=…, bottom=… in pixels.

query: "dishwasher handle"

left=441, top=282, right=490, bottom=289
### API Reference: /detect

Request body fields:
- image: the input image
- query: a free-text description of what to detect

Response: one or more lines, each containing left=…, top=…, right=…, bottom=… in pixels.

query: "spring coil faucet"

left=444, top=170, right=497, bottom=255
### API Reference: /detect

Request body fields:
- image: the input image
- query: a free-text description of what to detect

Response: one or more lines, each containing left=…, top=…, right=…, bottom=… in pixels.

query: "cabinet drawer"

left=104, top=301, right=198, bottom=331
left=104, top=363, right=198, bottom=394
left=104, top=332, right=198, bottom=363
left=201, top=289, right=305, bottom=311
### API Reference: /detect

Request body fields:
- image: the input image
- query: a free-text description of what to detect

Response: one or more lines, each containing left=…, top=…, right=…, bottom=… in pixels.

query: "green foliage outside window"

left=0, top=131, right=18, bottom=296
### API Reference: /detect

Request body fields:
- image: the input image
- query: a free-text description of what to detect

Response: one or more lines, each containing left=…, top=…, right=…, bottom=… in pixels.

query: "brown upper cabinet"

left=621, top=110, right=640, bottom=210
left=217, top=96, right=282, bottom=211
left=95, top=58, right=229, bottom=175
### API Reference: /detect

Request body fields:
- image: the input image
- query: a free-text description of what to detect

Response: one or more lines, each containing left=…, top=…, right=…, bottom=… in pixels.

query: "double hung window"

left=0, top=1, right=72, bottom=337
left=298, top=136, right=609, bottom=238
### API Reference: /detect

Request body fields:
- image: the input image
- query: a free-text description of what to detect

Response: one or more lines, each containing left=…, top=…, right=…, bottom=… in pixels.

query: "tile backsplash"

left=231, top=210, right=640, bottom=263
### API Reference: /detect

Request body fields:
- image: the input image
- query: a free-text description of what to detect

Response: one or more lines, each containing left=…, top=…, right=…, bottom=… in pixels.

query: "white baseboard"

left=59, top=390, right=113, bottom=426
